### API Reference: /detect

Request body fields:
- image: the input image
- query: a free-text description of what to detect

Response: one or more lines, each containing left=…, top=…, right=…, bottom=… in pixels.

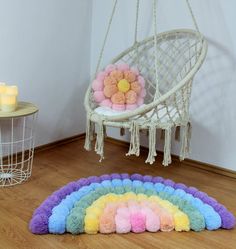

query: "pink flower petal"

left=92, top=79, right=103, bottom=91
left=100, top=99, right=112, bottom=108
left=126, top=104, right=138, bottom=110
left=94, top=91, right=105, bottom=103
left=130, top=67, right=139, bottom=76
left=112, top=104, right=126, bottom=111
left=117, top=63, right=129, bottom=71
left=140, top=89, right=146, bottom=98
left=96, top=71, right=108, bottom=81
left=138, top=76, right=145, bottom=87
left=137, top=97, right=144, bottom=106
left=105, top=64, right=117, bottom=74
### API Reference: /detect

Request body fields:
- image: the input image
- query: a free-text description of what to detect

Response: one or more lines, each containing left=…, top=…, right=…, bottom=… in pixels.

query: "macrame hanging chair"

left=84, top=0, right=207, bottom=166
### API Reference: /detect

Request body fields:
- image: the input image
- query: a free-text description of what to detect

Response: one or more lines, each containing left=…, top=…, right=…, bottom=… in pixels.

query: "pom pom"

left=29, top=213, right=49, bottom=234
left=130, top=212, right=146, bottom=233
left=152, top=176, right=164, bottom=184
left=131, top=174, right=143, bottom=181
left=126, top=104, right=138, bottom=110
left=174, top=183, right=187, bottom=190
left=112, top=104, right=126, bottom=111
left=138, top=75, right=145, bottom=87
left=143, top=175, right=153, bottom=182
left=125, top=90, right=137, bottom=104
left=124, top=70, right=136, bottom=82
left=112, top=179, right=123, bottom=187
left=121, top=173, right=129, bottom=179
left=104, top=76, right=117, bottom=86
left=111, top=91, right=125, bottom=104
left=115, top=207, right=131, bottom=233
left=110, top=70, right=124, bottom=81
left=103, top=85, right=118, bottom=98
left=117, top=63, right=129, bottom=71
left=130, top=67, right=139, bottom=75
left=84, top=214, right=99, bottom=234
left=105, top=64, right=117, bottom=73
left=99, top=213, right=116, bottom=233
left=140, top=88, right=146, bottom=98
left=131, top=81, right=142, bottom=94
left=93, top=91, right=105, bottom=103
left=92, top=80, right=103, bottom=91
left=174, top=212, right=190, bottom=232
left=142, top=207, right=160, bottom=232
left=110, top=173, right=121, bottom=179
left=100, top=99, right=112, bottom=108
left=87, top=176, right=100, bottom=184
left=96, top=71, right=108, bottom=81
left=76, top=178, right=89, bottom=187
left=186, top=187, right=198, bottom=195
left=66, top=212, right=84, bottom=234
left=100, top=174, right=111, bottom=181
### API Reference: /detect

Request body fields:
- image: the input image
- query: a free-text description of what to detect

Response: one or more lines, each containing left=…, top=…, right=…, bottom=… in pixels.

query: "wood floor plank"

left=0, top=138, right=235, bottom=249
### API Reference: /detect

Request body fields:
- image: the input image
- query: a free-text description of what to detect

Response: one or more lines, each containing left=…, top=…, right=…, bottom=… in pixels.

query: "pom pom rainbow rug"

left=29, top=173, right=235, bottom=235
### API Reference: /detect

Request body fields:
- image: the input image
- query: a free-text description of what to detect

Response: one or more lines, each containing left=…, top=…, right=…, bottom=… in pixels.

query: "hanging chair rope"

left=134, top=0, right=140, bottom=44
left=185, top=0, right=199, bottom=32
left=153, top=0, right=161, bottom=99
left=133, top=0, right=140, bottom=67
left=95, top=0, right=118, bottom=74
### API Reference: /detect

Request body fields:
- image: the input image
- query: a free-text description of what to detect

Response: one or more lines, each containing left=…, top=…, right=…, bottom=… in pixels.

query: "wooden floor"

left=0, top=138, right=236, bottom=249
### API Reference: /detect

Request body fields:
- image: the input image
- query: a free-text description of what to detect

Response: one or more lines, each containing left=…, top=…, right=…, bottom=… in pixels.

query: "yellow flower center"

left=117, top=79, right=130, bottom=93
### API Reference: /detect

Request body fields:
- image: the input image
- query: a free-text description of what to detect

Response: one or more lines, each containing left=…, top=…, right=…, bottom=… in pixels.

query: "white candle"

left=6, top=85, right=18, bottom=95
left=0, top=82, right=7, bottom=109
left=1, top=94, right=17, bottom=112
left=0, top=82, right=6, bottom=93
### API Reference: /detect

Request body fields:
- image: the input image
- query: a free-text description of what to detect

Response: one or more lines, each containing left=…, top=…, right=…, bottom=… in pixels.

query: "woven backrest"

left=112, top=30, right=204, bottom=106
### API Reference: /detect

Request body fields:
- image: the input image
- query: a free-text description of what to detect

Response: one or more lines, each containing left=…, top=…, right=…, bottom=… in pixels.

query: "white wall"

left=91, top=0, right=236, bottom=171
left=0, top=0, right=92, bottom=146
left=1, top=0, right=235, bottom=171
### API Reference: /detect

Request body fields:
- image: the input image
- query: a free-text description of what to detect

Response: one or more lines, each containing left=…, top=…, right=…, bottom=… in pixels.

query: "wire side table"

left=0, top=102, right=38, bottom=187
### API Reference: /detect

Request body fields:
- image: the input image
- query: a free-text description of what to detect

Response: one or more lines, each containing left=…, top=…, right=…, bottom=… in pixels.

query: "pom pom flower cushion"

left=29, top=173, right=235, bottom=235
left=92, top=63, right=146, bottom=111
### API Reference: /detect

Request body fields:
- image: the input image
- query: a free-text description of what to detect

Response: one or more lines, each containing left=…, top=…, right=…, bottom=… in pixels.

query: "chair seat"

left=94, top=105, right=182, bottom=124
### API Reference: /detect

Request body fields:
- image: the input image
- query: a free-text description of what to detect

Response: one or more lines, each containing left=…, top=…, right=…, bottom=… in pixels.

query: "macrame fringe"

left=84, top=114, right=94, bottom=151
left=126, top=121, right=140, bottom=156
left=95, top=118, right=105, bottom=162
left=145, top=125, right=157, bottom=164
left=180, top=122, right=192, bottom=161
left=162, top=127, right=172, bottom=166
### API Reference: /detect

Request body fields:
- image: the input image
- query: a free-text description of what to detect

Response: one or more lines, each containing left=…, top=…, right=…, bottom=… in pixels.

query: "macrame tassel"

left=145, top=125, right=157, bottom=164
left=84, top=114, right=94, bottom=151
left=180, top=122, right=192, bottom=161
left=162, top=127, right=172, bottom=166
left=95, top=119, right=105, bottom=162
left=126, top=121, right=140, bottom=156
